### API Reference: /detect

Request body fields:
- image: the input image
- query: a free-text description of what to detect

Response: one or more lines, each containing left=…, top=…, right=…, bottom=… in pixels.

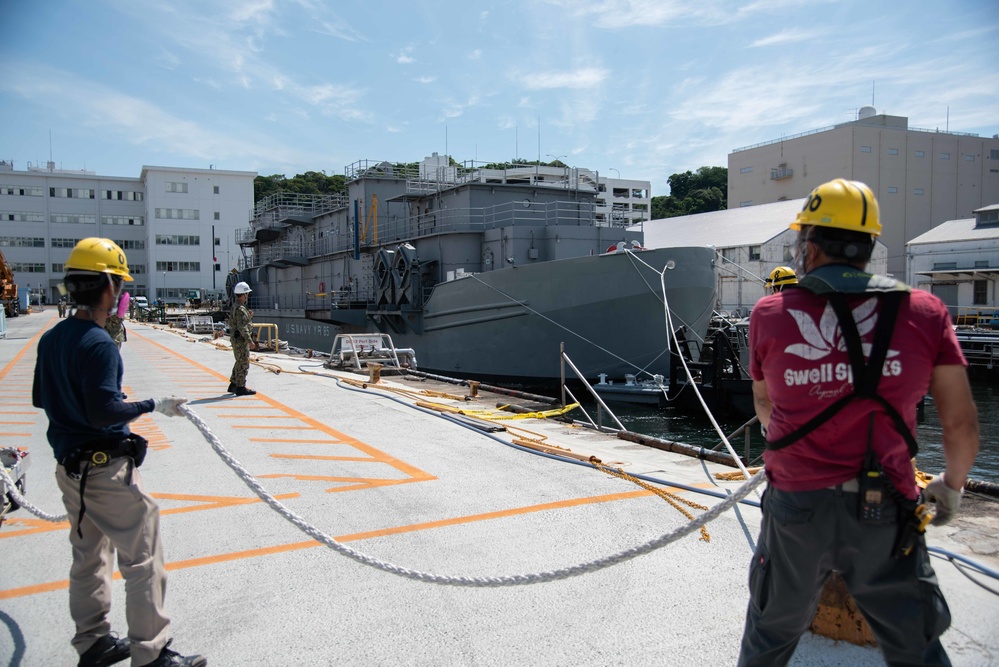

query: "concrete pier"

left=2, top=309, right=997, bottom=666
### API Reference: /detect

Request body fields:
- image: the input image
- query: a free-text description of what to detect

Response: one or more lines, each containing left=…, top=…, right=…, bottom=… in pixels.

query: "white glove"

left=925, top=472, right=963, bottom=526
left=153, top=396, right=189, bottom=417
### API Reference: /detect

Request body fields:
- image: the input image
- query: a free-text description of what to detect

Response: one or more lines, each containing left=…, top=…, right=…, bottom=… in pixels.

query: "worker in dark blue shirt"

left=32, top=238, right=206, bottom=667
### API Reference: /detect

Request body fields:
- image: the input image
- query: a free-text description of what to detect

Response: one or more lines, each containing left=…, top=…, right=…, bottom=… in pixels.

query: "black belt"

left=60, top=434, right=148, bottom=537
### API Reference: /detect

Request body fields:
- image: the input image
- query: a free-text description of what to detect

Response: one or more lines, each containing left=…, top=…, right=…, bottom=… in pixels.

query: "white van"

left=133, top=296, right=148, bottom=308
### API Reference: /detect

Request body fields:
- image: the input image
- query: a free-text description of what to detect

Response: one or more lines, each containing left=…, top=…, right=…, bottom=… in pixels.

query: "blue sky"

left=1, top=0, right=996, bottom=196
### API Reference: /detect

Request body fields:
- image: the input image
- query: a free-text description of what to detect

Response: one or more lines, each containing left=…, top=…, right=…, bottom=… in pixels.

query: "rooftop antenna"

left=871, top=80, right=875, bottom=106
left=515, top=126, right=518, bottom=161
left=445, top=125, right=448, bottom=159
left=946, top=106, right=950, bottom=132
left=49, top=129, right=53, bottom=165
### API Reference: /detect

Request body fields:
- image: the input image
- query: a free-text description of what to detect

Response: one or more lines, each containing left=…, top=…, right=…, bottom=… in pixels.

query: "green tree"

left=253, top=171, right=347, bottom=202
left=651, top=166, right=727, bottom=219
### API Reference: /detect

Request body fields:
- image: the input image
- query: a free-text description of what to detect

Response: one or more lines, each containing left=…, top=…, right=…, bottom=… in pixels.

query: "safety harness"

left=764, top=265, right=917, bottom=458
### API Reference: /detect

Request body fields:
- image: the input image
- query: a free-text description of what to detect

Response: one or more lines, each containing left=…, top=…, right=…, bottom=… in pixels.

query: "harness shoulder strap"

left=766, top=291, right=916, bottom=455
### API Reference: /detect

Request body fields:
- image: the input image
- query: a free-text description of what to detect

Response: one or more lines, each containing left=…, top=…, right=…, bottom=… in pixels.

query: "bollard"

left=809, top=572, right=876, bottom=646
left=467, top=380, right=480, bottom=398
left=367, top=362, right=383, bottom=384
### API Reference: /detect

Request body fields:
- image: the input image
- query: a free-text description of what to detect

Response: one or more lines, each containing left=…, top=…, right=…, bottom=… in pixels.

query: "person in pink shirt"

left=738, top=179, right=980, bottom=666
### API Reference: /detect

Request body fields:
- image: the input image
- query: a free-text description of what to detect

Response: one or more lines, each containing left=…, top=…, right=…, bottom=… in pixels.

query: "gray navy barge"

left=234, top=156, right=716, bottom=383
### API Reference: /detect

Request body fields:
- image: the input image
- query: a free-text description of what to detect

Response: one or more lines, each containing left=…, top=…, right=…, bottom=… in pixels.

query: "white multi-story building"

left=0, top=160, right=255, bottom=304
left=728, top=107, right=999, bottom=276
left=907, top=204, right=999, bottom=317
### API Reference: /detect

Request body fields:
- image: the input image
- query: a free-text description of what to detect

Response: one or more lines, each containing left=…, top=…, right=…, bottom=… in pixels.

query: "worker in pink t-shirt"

left=738, top=179, right=980, bottom=667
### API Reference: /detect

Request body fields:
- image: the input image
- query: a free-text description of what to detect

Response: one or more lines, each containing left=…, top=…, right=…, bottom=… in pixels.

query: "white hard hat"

left=233, top=281, right=252, bottom=294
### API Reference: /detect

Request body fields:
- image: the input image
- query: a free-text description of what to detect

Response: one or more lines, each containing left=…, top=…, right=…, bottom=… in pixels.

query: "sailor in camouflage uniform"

left=103, top=313, right=126, bottom=349
left=228, top=282, right=258, bottom=396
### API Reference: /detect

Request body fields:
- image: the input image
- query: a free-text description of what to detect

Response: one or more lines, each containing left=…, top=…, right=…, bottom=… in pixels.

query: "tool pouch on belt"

left=127, top=433, right=148, bottom=467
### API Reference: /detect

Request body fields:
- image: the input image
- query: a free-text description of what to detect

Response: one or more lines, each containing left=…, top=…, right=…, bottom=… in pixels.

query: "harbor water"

left=603, top=378, right=999, bottom=486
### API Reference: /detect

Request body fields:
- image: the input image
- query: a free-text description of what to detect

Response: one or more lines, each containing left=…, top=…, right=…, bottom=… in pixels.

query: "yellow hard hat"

left=766, top=266, right=797, bottom=287
left=65, top=238, right=133, bottom=281
left=791, top=179, right=881, bottom=237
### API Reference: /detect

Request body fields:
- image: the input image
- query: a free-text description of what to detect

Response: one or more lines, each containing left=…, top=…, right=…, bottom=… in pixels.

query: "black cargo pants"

left=738, top=486, right=952, bottom=667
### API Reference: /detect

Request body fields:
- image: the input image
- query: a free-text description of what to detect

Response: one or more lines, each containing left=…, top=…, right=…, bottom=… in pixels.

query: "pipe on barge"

left=617, top=430, right=746, bottom=468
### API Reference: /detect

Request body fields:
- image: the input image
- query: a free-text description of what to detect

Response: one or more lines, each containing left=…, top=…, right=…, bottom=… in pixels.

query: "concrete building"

left=643, top=199, right=888, bottom=315
left=907, top=204, right=999, bottom=319
left=728, top=107, right=999, bottom=277
left=0, top=160, right=255, bottom=303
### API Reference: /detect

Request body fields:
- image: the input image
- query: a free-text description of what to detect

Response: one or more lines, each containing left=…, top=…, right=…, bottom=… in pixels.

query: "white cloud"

left=154, top=49, right=180, bottom=70
left=468, top=49, right=482, bottom=60
left=748, top=28, right=824, bottom=48
left=397, top=46, right=416, bottom=64
left=516, top=67, right=609, bottom=90
left=414, top=75, right=437, bottom=84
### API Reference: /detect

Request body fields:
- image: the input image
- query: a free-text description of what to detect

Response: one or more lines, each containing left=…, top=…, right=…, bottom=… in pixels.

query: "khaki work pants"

left=56, top=457, right=170, bottom=665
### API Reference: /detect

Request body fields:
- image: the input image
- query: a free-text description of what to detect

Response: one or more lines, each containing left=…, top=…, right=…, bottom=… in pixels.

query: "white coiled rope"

left=0, top=463, right=68, bottom=522
left=179, top=404, right=767, bottom=587
left=1, top=409, right=766, bottom=586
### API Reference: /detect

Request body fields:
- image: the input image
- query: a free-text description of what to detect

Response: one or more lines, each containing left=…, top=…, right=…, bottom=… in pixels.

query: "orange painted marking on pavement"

left=231, top=425, right=316, bottom=430
left=128, top=329, right=435, bottom=485
left=0, top=421, right=33, bottom=425
left=0, top=493, right=300, bottom=538
left=270, top=454, right=381, bottom=463
left=215, top=414, right=301, bottom=419
left=0, top=489, right=653, bottom=600
left=271, top=454, right=378, bottom=462
left=0, top=411, right=38, bottom=415
left=249, top=438, right=341, bottom=444
left=257, top=474, right=432, bottom=492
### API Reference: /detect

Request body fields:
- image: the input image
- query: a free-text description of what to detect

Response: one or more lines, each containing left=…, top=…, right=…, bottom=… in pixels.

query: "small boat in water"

left=234, top=156, right=717, bottom=383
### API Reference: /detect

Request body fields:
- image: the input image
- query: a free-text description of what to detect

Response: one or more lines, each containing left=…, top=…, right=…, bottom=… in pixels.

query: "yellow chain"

left=593, top=462, right=711, bottom=542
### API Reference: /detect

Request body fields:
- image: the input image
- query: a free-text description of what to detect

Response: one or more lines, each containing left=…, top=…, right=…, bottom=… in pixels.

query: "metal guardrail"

left=559, top=344, right=626, bottom=433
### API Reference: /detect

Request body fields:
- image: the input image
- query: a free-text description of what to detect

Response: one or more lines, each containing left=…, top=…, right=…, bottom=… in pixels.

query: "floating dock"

left=1, top=309, right=997, bottom=665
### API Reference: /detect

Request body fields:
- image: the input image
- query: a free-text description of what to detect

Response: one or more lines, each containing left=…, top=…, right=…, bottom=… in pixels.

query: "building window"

left=155, top=261, right=201, bottom=272
left=10, top=262, right=45, bottom=272
left=102, top=215, right=145, bottom=226
left=739, top=166, right=753, bottom=174
left=975, top=260, right=990, bottom=268
left=0, top=211, right=45, bottom=222
left=51, top=238, right=81, bottom=248
left=49, top=187, right=95, bottom=199
left=0, top=236, right=45, bottom=247
left=973, top=280, right=988, bottom=305
left=52, top=263, right=64, bottom=273
left=739, top=200, right=753, bottom=207
left=748, top=246, right=761, bottom=261
left=887, top=149, right=899, bottom=155
left=887, top=187, right=898, bottom=193
left=0, top=185, right=44, bottom=196
left=130, top=264, right=146, bottom=275
left=783, top=245, right=793, bottom=262
left=154, top=208, right=199, bottom=220
left=166, top=182, right=189, bottom=193
left=914, top=188, right=924, bottom=195
left=51, top=214, right=97, bottom=224
left=213, top=186, right=220, bottom=194
left=214, top=212, right=220, bottom=220
left=102, top=190, right=143, bottom=201
left=965, top=155, right=975, bottom=162
left=860, top=146, right=872, bottom=153
left=940, top=152, right=950, bottom=160
left=114, top=239, right=145, bottom=250
left=915, top=150, right=925, bottom=157
left=155, top=235, right=200, bottom=246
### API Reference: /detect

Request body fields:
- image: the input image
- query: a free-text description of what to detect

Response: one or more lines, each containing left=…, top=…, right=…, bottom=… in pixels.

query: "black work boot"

left=234, top=386, right=256, bottom=396
left=78, top=633, right=130, bottom=667
left=138, top=640, right=207, bottom=667
left=226, top=382, right=236, bottom=393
